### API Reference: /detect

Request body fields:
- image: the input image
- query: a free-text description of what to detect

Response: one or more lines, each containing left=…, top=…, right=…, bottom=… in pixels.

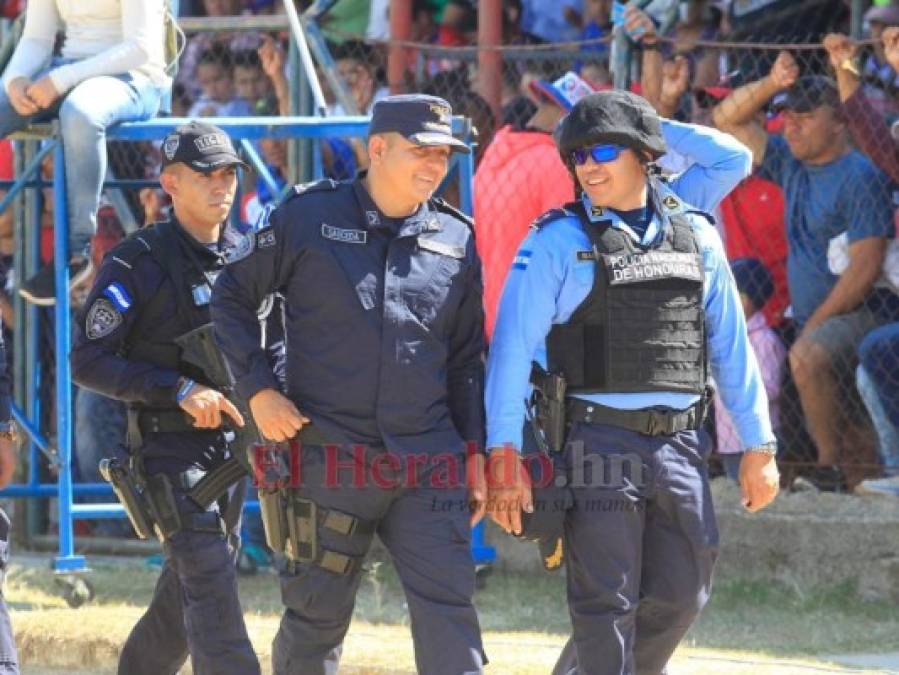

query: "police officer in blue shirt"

left=211, top=94, right=488, bottom=675
left=486, top=90, right=780, bottom=675
left=0, top=323, right=18, bottom=674
left=70, top=122, right=260, bottom=675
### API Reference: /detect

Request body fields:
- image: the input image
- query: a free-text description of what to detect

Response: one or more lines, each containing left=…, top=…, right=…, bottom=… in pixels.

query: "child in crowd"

left=188, top=44, right=252, bottom=117
left=715, top=257, right=787, bottom=480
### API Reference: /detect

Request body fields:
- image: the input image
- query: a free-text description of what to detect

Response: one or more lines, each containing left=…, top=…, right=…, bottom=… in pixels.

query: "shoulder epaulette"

left=431, top=197, right=474, bottom=229
left=531, top=208, right=573, bottom=231
left=684, top=209, right=716, bottom=226
left=106, top=223, right=161, bottom=269
left=286, top=178, right=340, bottom=201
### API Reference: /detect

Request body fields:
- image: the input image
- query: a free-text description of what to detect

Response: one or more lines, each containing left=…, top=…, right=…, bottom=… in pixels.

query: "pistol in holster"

left=100, top=458, right=194, bottom=542
left=529, top=362, right=568, bottom=454
left=99, top=457, right=155, bottom=540
left=258, top=487, right=316, bottom=564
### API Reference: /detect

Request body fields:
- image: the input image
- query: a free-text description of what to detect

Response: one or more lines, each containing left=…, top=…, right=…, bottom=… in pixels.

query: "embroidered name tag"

left=322, top=223, right=367, bottom=244
left=417, top=236, right=465, bottom=259
left=576, top=250, right=596, bottom=262
left=603, top=251, right=702, bottom=285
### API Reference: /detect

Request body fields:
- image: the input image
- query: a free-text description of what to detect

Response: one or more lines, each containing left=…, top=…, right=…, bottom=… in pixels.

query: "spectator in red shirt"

left=474, top=71, right=596, bottom=337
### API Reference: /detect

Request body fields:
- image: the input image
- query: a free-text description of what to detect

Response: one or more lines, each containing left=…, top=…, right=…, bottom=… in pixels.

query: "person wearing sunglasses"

left=485, top=89, right=780, bottom=675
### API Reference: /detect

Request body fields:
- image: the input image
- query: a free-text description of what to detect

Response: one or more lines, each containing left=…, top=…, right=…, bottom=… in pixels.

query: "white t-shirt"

left=2, top=0, right=170, bottom=95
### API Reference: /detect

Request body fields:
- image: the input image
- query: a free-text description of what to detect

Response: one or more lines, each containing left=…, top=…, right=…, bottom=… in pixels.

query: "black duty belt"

left=137, top=409, right=196, bottom=435
left=566, top=398, right=705, bottom=436
left=296, top=424, right=339, bottom=446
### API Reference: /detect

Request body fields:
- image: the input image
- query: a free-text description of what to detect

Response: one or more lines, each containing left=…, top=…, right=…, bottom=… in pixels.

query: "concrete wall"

left=484, top=479, right=899, bottom=602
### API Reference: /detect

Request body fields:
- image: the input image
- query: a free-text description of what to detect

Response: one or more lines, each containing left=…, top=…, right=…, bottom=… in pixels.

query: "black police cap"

left=369, top=94, right=470, bottom=154
left=161, top=120, right=249, bottom=173
left=554, top=89, right=667, bottom=164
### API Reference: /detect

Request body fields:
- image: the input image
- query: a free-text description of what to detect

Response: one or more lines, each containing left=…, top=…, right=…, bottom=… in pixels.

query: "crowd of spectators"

left=1, top=0, right=898, bottom=548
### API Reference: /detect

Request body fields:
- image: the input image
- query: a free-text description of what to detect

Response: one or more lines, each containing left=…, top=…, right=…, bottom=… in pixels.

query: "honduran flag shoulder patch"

left=512, top=250, right=532, bottom=270
left=102, top=281, right=132, bottom=312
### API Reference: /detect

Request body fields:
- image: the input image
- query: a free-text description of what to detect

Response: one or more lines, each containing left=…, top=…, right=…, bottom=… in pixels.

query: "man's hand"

left=739, top=450, right=779, bottom=512
left=25, top=75, right=60, bottom=109
left=258, top=35, right=286, bottom=83
left=248, top=388, right=308, bottom=441
left=485, top=446, right=533, bottom=535
left=661, top=56, right=690, bottom=107
left=884, top=26, right=899, bottom=74
left=768, top=50, right=800, bottom=91
left=822, top=33, right=858, bottom=72
left=624, top=5, right=657, bottom=44
left=179, top=384, right=245, bottom=430
left=0, top=436, right=16, bottom=489
left=467, top=451, right=487, bottom=526
left=6, top=77, right=38, bottom=116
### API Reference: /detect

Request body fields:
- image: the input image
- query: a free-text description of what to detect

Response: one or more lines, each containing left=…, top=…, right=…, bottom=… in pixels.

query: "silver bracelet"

left=746, top=441, right=778, bottom=456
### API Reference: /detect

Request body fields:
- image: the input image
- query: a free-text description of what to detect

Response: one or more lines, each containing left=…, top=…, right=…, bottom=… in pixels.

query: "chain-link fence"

left=3, top=0, right=899, bottom=526
left=313, top=3, right=899, bottom=494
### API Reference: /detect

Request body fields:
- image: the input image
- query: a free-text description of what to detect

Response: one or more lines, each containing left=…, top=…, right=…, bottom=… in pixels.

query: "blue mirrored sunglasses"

left=571, top=143, right=626, bottom=166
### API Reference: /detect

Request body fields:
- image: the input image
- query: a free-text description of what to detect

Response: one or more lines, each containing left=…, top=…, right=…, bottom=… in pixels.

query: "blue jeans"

left=0, top=60, right=164, bottom=255
left=856, top=363, right=899, bottom=472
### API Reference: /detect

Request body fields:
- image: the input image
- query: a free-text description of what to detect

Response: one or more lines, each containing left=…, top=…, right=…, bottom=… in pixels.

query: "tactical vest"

left=116, top=220, right=222, bottom=395
left=545, top=201, right=708, bottom=395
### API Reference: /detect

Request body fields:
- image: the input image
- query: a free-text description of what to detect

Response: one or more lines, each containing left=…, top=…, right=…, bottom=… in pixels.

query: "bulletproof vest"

left=545, top=201, right=708, bottom=395
left=117, top=220, right=222, bottom=389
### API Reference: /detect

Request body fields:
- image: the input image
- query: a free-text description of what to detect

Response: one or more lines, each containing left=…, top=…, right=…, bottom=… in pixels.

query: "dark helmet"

left=554, top=89, right=667, bottom=167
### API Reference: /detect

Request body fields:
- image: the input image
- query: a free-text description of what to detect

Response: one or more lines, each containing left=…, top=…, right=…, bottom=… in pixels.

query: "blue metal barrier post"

left=455, top=125, right=496, bottom=566
left=51, top=128, right=85, bottom=573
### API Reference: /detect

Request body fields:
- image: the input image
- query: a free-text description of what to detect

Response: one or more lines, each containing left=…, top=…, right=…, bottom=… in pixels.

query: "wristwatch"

left=746, top=441, right=777, bottom=456
left=0, top=421, right=16, bottom=442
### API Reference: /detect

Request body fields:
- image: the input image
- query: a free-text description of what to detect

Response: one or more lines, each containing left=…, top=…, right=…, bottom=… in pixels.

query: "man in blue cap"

left=211, top=94, right=488, bottom=674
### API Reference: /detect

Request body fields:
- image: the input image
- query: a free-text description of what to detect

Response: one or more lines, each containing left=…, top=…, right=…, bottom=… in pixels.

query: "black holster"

left=99, top=457, right=154, bottom=540
left=529, top=363, right=568, bottom=453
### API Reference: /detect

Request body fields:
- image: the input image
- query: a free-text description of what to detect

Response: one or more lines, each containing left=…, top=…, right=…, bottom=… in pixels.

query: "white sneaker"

left=854, top=474, right=899, bottom=498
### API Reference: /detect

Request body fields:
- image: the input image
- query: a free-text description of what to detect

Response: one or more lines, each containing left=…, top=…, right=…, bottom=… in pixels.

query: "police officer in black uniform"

left=70, top=122, right=260, bottom=675
left=0, top=321, right=18, bottom=674
left=211, top=95, right=488, bottom=674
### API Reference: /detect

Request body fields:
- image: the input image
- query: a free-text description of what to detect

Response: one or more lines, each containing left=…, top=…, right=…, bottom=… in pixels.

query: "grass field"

left=5, top=553, right=899, bottom=673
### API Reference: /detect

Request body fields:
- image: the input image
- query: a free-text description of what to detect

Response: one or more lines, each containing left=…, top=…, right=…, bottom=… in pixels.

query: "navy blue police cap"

left=369, top=94, right=471, bottom=154
left=161, top=120, right=249, bottom=173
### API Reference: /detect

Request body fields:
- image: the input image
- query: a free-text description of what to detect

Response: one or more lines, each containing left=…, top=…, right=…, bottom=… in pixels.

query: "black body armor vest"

left=118, top=220, right=222, bottom=394
left=545, top=201, right=708, bottom=395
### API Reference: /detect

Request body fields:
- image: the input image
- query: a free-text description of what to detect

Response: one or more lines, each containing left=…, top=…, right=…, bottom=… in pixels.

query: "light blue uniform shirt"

left=486, top=119, right=775, bottom=452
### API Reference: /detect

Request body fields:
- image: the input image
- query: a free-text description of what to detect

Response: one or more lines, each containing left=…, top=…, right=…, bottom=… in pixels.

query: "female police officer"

left=485, top=90, right=780, bottom=674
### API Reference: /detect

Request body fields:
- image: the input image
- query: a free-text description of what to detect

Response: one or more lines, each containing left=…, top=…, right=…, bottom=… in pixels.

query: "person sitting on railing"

left=0, top=0, right=171, bottom=306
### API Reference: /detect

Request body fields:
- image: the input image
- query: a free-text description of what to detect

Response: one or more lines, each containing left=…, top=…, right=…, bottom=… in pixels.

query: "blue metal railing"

left=0, top=114, right=494, bottom=572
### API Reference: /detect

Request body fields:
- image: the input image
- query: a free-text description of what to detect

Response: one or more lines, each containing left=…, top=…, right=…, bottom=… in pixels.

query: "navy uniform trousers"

left=552, top=422, right=719, bottom=675
left=0, top=509, right=17, bottom=674
left=118, top=472, right=260, bottom=675
left=272, top=443, right=485, bottom=675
